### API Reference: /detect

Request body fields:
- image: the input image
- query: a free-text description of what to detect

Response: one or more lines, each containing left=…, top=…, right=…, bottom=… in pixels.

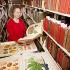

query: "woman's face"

left=13, top=8, right=22, bottom=19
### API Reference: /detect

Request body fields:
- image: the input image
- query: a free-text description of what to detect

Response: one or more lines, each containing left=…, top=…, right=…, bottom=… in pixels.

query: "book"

left=51, top=0, right=57, bottom=11
left=65, top=29, right=70, bottom=52
left=57, top=49, right=64, bottom=66
left=61, top=54, right=70, bottom=70
left=18, top=23, right=43, bottom=44
left=49, top=21, right=55, bottom=38
left=56, top=0, right=60, bottom=12
left=59, top=0, right=67, bottom=14
left=67, top=0, right=70, bottom=14
left=59, top=26, right=65, bottom=46
left=44, top=0, right=48, bottom=9
left=51, top=42, right=57, bottom=60
left=42, top=0, right=45, bottom=9
left=48, top=0, right=51, bottom=10
left=47, top=38, right=52, bottom=54
left=54, top=24, right=61, bottom=43
left=43, top=17, right=49, bottom=32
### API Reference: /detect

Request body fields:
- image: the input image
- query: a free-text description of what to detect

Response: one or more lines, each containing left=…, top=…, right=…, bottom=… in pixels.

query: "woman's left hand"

left=17, top=37, right=33, bottom=45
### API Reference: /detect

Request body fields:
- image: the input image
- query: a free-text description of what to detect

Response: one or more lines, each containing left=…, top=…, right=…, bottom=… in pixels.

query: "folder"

left=57, top=49, right=64, bottom=66
left=43, top=18, right=49, bottom=32
left=65, top=29, right=70, bottom=52
left=44, top=0, right=48, bottom=9
left=61, top=54, right=70, bottom=70
left=59, top=0, right=67, bottom=14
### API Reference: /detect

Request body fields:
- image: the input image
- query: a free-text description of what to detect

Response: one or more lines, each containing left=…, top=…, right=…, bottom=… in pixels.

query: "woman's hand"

left=17, top=37, right=33, bottom=45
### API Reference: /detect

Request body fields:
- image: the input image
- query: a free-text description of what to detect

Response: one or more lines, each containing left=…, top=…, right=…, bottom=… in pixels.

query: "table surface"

left=0, top=41, right=62, bottom=70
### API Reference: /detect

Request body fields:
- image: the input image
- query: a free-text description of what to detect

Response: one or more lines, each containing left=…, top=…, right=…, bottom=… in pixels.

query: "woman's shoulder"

left=6, top=18, right=14, bottom=27
left=19, top=18, right=25, bottom=23
left=19, top=18, right=27, bottom=27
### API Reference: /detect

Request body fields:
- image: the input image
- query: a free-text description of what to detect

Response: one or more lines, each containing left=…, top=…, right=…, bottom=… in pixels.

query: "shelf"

left=25, top=5, right=70, bottom=18
left=26, top=14, right=70, bottom=58
left=43, top=30, right=70, bottom=58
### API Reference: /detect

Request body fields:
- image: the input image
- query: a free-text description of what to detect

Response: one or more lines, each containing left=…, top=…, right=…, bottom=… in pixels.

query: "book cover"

left=59, top=0, right=67, bottom=14
left=44, top=0, right=48, bottom=9
left=48, top=0, right=51, bottom=10
left=61, top=54, right=70, bottom=70
left=49, top=21, right=55, bottom=38
left=51, top=42, right=57, bottom=60
left=65, top=29, right=70, bottom=52
left=42, top=0, right=45, bottom=9
left=57, top=49, right=64, bottom=66
left=54, top=24, right=61, bottom=43
left=39, top=0, right=42, bottom=8
left=52, top=0, right=57, bottom=11
left=48, top=39, right=52, bottom=54
left=43, top=18, right=49, bottom=32
left=67, top=0, right=70, bottom=14
left=47, top=37, right=51, bottom=49
left=56, top=0, right=60, bottom=12
left=59, top=26, right=65, bottom=46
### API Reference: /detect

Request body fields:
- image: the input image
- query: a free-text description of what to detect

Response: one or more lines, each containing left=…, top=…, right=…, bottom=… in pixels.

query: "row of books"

left=26, top=7, right=70, bottom=69
left=25, top=0, right=44, bottom=8
left=33, top=0, right=70, bottom=14
left=44, top=0, right=70, bottom=14
left=25, top=6, right=70, bottom=70
left=26, top=0, right=70, bottom=15
left=43, top=16, right=70, bottom=70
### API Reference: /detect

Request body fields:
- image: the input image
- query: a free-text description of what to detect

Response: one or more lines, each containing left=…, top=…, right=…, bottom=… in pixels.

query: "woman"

left=6, top=5, right=27, bottom=41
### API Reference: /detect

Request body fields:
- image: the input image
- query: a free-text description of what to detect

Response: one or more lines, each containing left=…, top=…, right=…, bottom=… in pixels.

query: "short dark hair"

left=9, top=5, right=22, bottom=18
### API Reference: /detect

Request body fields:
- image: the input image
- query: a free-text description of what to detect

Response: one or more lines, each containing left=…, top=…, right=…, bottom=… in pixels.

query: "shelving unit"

left=26, top=13, right=70, bottom=58
left=23, top=2, right=70, bottom=69
left=43, top=30, right=70, bottom=57
left=25, top=13, right=62, bottom=70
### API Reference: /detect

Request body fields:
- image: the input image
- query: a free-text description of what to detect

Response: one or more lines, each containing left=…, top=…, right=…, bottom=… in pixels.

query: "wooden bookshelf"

left=23, top=1, right=70, bottom=69
left=25, top=13, right=70, bottom=58
left=43, top=30, right=70, bottom=57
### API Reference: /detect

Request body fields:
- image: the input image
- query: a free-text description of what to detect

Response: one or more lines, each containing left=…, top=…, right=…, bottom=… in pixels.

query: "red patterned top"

left=6, top=18, right=27, bottom=41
